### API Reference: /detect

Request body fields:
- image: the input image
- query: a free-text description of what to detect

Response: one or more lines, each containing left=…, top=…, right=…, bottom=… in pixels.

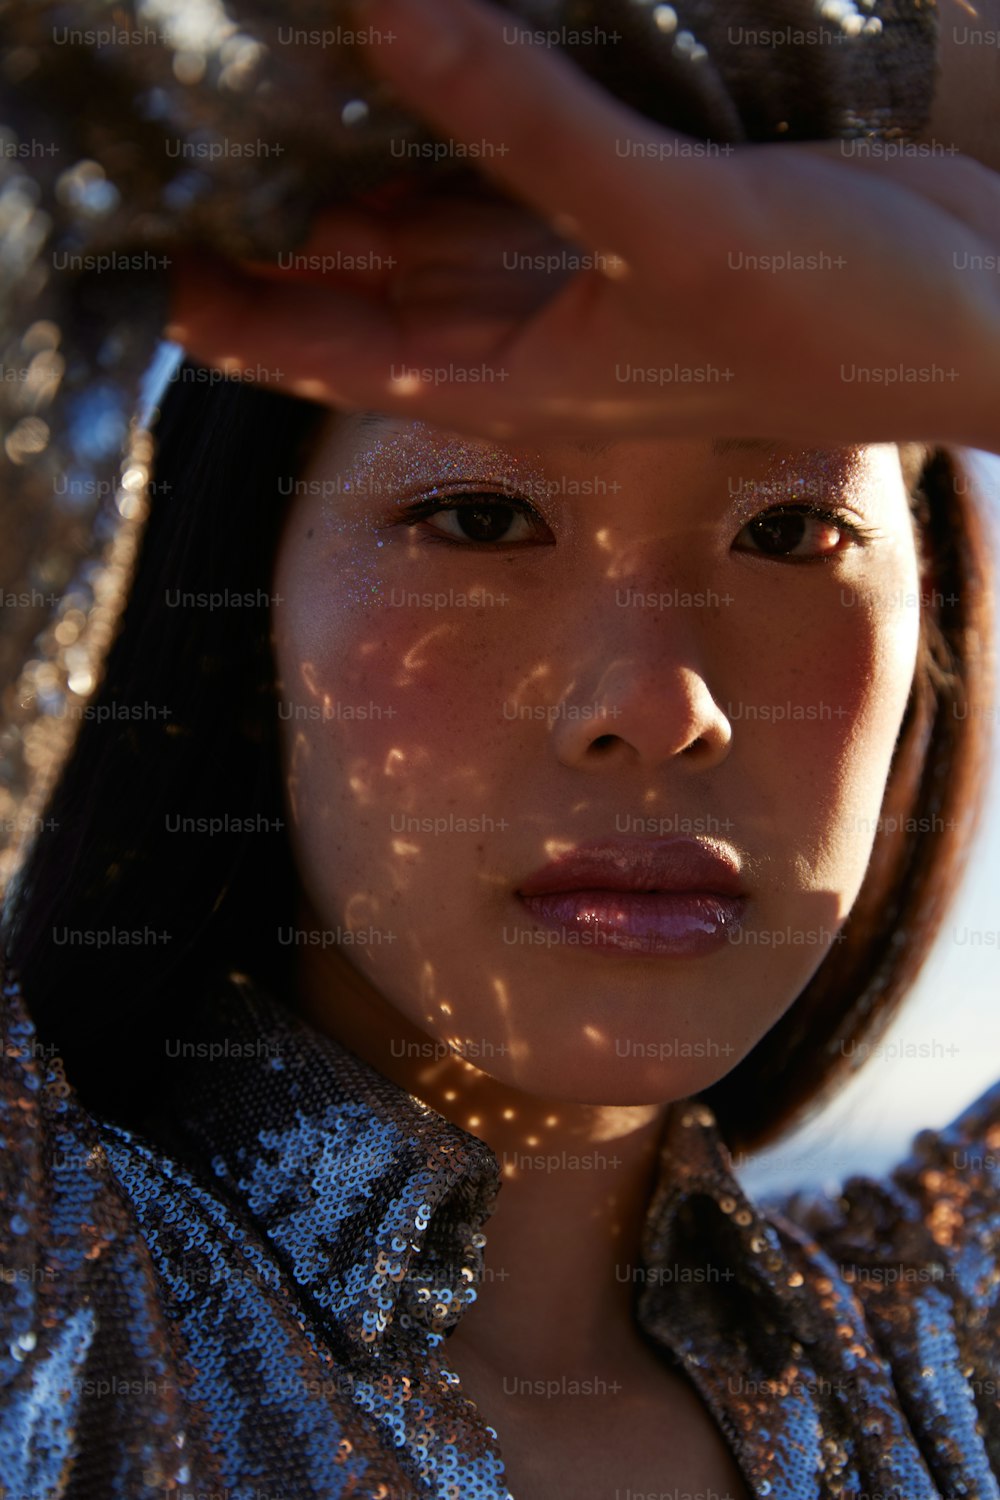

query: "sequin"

left=1, top=962, right=998, bottom=1497
left=4, top=2, right=986, bottom=1496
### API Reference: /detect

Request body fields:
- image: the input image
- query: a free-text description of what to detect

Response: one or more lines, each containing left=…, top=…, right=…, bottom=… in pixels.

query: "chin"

left=480, top=1054, right=744, bottom=1109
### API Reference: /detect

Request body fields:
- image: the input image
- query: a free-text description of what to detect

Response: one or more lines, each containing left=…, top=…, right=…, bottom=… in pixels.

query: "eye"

left=397, top=493, right=553, bottom=548
left=733, top=505, right=872, bottom=561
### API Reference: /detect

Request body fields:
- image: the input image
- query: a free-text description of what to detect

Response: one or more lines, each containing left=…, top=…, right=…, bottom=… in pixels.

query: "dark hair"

left=1, top=363, right=994, bottom=1154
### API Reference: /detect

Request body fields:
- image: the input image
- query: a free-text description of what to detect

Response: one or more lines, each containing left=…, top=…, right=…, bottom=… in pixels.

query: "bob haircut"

left=1, top=359, right=994, bottom=1157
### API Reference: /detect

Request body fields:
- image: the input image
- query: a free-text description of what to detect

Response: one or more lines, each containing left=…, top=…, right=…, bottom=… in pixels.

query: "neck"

left=291, top=927, right=682, bottom=1381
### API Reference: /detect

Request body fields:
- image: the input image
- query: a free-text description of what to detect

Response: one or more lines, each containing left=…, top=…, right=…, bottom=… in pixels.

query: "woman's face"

left=270, top=418, right=924, bottom=1104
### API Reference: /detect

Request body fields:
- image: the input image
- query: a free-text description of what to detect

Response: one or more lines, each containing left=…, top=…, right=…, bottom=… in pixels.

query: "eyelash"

left=394, top=492, right=879, bottom=559
left=739, top=501, right=880, bottom=555
left=396, top=493, right=549, bottom=548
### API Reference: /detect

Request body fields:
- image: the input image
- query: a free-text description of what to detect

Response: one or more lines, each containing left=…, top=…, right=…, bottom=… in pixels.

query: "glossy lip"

left=515, top=838, right=748, bottom=958
left=516, top=837, right=746, bottom=898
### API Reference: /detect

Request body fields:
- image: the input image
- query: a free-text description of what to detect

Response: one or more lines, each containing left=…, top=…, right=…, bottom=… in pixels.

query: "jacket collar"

left=158, top=971, right=823, bottom=1360
left=636, top=1098, right=827, bottom=1354
left=158, top=971, right=501, bottom=1357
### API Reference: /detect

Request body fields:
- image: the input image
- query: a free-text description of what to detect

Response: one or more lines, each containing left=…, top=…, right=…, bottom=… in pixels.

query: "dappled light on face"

left=605, top=527, right=687, bottom=584
left=299, top=659, right=322, bottom=698
left=283, top=728, right=309, bottom=825
left=399, top=624, right=452, bottom=679
left=271, top=420, right=921, bottom=1139
left=383, top=746, right=407, bottom=778
left=282, top=661, right=332, bottom=824
left=491, top=973, right=522, bottom=1069
left=540, top=837, right=584, bottom=863
left=419, top=959, right=439, bottom=1020
left=343, top=890, right=381, bottom=932
left=346, top=757, right=378, bottom=806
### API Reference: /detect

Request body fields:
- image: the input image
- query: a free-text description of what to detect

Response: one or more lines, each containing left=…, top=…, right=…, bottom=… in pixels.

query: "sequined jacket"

left=1, top=965, right=998, bottom=1500
left=0, top=0, right=993, bottom=1493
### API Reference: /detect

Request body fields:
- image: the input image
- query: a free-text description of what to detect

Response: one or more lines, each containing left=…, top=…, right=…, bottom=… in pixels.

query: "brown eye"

left=429, top=500, right=527, bottom=544
left=401, top=494, right=552, bottom=547
left=734, top=507, right=858, bottom=560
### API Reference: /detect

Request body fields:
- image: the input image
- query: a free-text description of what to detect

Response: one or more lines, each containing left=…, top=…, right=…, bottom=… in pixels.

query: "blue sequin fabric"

left=1, top=962, right=998, bottom=1499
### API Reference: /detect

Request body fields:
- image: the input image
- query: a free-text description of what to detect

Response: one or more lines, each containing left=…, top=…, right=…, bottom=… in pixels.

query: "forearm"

left=918, top=0, right=1000, bottom=171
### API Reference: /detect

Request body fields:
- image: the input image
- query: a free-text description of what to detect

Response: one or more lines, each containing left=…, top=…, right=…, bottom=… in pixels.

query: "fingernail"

left=354, top=0, right=468, bottom=78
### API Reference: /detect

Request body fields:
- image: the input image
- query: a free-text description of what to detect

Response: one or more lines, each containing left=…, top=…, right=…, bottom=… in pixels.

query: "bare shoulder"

left=917, top=0, right=1000, bottom=172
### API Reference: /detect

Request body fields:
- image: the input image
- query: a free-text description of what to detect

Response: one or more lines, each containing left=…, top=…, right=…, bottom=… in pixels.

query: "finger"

left=235, top=206, right=400, bottom=290
left=381, top=193, right=581, bottom=307
left=165, top=251, right=374, bottom=405
left=351, top=0, right=728, bottom=266
left=164, top=249, right=532, bottom=423
left=776, top=140, right=1000, bottom=246
left=163, top=241, right=651, bottom=443
left=237, top=192, right=573, bottom=300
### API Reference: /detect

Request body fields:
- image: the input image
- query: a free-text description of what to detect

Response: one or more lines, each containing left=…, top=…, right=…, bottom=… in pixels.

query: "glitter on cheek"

left=323, top=527, right=386, bottom=613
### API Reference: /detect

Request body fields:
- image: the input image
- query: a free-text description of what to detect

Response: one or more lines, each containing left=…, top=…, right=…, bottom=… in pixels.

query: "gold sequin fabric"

left=0, top=0, right=938, bottom=892
left=1, top=963, right=998, bottom=1499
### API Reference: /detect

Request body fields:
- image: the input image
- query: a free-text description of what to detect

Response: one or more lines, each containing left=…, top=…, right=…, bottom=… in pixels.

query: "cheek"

left=737, top=576, right=921, bottom=896
left=271, top=535, right=521, bottom=906
left=286, top=604, right=499, bottom=774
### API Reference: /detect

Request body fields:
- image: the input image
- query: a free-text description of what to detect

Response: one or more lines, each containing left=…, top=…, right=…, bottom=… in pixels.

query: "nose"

left=548, top=601, right=733, bottom=774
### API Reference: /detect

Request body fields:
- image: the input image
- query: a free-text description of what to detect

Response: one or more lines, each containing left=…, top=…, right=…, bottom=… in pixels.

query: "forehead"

left=335, top=412, right=791, bottom=462
left=313, top=409, right=932, bottom=495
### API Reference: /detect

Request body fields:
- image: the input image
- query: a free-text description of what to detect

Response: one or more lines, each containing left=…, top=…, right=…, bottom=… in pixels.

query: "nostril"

left=592, top=735, right=618, bottom=752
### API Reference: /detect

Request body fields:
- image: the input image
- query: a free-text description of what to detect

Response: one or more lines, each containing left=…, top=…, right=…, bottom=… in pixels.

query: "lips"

left=517, top=837, right=746, bottom=899
left=515, top=837, right=748, bottom=958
